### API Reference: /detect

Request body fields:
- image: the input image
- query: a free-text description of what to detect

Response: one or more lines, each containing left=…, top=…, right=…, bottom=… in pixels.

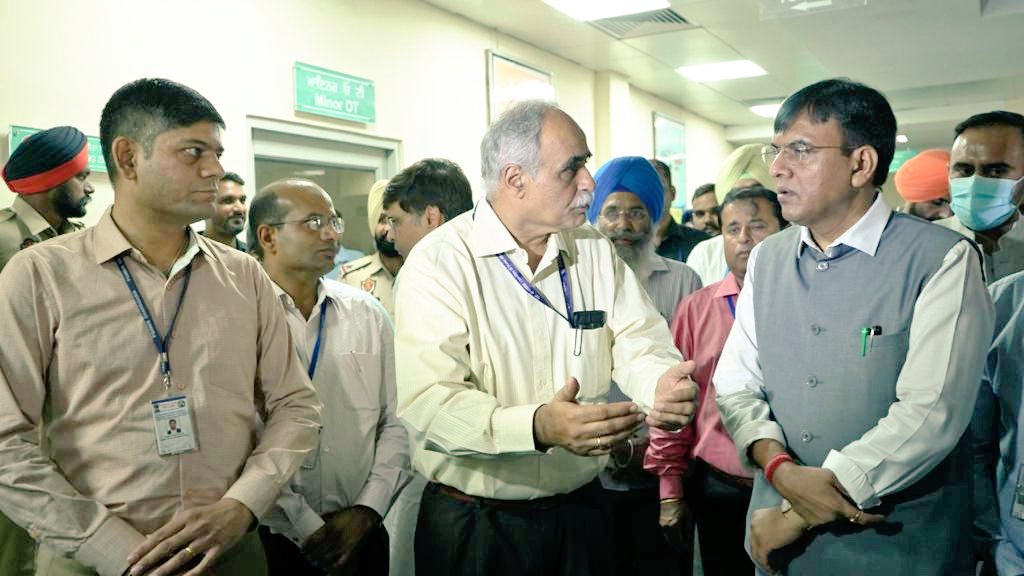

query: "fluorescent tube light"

left=676, top=60, right=767, bottom=82
left=750, top=103, right=783, bottom=118
left=543, top=0, right=670, bottom=21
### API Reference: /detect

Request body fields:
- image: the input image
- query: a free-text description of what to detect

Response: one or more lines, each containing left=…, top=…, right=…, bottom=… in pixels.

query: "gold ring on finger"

left=184, top=546, right=196, bottom=557
left=848, top=511, right=862, bottom=524
left=597, top=437, right=605, bottom=450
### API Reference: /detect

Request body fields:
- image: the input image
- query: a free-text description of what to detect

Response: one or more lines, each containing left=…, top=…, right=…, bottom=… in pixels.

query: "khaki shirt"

left=0, top=208, right=322, bottom=576
left=0, top=196, right=82, bottom=273
left=340, top=253, right=397, bottom=318
left=936, top=213, right=1024, bottom=284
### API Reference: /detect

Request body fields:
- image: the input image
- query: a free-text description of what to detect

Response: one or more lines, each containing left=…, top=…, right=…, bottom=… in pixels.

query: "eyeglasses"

left=761, top=143, right=847, bottom=166
left=268, top=214, right=344, bottom=235
left=602, top=206, right=649, bottom=222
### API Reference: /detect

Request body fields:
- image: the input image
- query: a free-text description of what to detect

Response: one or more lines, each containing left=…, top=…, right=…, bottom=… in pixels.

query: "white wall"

left=0, top=0, right=731, bottom=224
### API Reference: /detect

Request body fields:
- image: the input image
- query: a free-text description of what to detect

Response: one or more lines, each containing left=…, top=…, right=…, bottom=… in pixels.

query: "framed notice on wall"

left=487, top=51, right=555, bottom=123
left=653, top=113, right=687, bottom=209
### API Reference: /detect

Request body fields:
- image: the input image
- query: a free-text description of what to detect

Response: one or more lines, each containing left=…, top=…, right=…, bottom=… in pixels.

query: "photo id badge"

left=151, top=395, right=198, bottom=456
left=1013, top=467, right=1024, bottom=521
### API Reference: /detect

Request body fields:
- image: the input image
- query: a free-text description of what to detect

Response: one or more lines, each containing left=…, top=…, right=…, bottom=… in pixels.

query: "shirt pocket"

left=201, top=316, right=258, bottom=401
left=337, top=352, right=383, bottom=414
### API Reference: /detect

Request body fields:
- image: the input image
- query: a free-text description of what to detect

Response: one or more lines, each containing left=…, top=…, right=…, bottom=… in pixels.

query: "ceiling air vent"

left=589, top=8, right=695, bottom=39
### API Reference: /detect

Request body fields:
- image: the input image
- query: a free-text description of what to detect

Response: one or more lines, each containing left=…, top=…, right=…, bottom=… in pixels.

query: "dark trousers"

left=258, top=523, right=389, bottom=576
left=602, top=486, right=684, bottom=575
left=415, top=480, right=612, bottom=576
left=685, top=460, right=754, bottom=576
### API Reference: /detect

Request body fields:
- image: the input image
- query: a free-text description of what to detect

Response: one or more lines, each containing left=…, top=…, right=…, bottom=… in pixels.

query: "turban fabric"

left=895, top=149, right=950, bottom=203
left=716, top=143, right=773, bottom=202
left=366, top=179, right=390, bottom=235
left=2, top=126, right=88, bottom=195
left=588, top=156, right=664, bottom=225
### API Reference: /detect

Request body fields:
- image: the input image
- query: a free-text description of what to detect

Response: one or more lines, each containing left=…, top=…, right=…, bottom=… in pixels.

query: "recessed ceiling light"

left=896, top=134, right=909, bottom=144
left=750, top=103, right=783, bottom=118
left=542, top=0, right=670, bottom=21
left=676, top=60, right=767, bottom=83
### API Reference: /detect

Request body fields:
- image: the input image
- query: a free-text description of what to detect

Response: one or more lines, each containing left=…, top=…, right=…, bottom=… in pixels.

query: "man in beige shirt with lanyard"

left=0, top=78, right=321, bottom=576
left=395, top=100, right=698, bottom=575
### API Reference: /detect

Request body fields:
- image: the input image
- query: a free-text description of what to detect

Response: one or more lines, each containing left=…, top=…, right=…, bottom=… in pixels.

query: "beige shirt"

left=263, top=279, right=410, bottom=545
left=0, top=208, right=322, bottom=576
left=394, top=200, right=681, bottom=500
left=338, top=253, right=397, bottom=318
left=0, top=196, right=82, bottom=273
left=936, top=213, right=1024, bottom=284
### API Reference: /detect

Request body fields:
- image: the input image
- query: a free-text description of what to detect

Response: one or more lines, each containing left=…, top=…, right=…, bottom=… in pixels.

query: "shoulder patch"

left=361, top=277, right=377, bottom=294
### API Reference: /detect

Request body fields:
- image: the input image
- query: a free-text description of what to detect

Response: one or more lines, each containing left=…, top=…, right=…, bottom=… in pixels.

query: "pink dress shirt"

left=645, top=272, right=752, bottom=499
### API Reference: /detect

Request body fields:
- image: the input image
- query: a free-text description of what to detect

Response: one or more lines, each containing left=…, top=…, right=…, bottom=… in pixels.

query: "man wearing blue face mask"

left=938, top=111, right=1024, bottom=284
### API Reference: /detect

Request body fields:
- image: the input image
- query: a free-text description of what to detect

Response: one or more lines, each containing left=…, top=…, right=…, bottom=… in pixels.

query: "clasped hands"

left=749, top=461, right=886, bottom=574
left=533, top=361, right=697, bottom=456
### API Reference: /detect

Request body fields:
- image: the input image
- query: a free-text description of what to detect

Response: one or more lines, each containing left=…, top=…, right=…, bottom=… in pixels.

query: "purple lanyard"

left=497, top=253, right=575, bottom=329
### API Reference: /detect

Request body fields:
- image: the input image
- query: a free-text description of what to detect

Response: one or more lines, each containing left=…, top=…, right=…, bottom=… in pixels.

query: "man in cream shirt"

left=394, top=100, right=698, bottom=575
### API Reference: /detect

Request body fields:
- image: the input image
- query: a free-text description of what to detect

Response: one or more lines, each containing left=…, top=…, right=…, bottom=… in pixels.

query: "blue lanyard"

left=726, top=295, right=736, bottom=318
left=115, top=256, right=193, bottom=390
left=307, top=302, right=328, bottom=381
left=497, top=253, right=575, bottom=328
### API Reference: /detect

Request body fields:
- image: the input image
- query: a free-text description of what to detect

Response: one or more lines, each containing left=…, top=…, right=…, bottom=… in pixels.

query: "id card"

left=1014, top=467, right=1024, bottom=521
left=151, top=395, right=198, bottom=456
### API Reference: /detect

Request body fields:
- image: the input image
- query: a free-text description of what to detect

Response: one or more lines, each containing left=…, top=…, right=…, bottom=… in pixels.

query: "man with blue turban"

left=589, top=156, right=701, bottom=574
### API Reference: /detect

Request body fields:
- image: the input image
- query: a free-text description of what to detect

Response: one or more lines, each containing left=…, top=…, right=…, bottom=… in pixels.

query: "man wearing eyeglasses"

left=381, top=158, right=474, bottom=259
left=589, top=156, right=701, bottom=575
left=249, top=178, right=410, bottom=576
left=393, top=101, right=697, bottom=576
left=715, top=78, right=993, bottom=575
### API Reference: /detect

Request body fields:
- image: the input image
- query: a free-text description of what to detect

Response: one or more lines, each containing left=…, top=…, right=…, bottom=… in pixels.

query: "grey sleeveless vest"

left=748, top=212, right=973, bottom=575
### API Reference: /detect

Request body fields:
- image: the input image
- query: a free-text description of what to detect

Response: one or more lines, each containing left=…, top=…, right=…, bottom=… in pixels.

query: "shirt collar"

left=273, top=278, right=334, bottom=313
left=468, top=199, right=573, bottom=265
left=796, top=192, right=891, bottom=258
left=11, top=196, right=56, bottom=237
left=713, top=271, right=741, bottom=299
left=93, top=207, right=214, bottom=268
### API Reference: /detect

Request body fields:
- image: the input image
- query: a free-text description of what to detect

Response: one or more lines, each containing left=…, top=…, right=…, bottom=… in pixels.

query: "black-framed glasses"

left=268, top=214, right=344, bottom=234
left=761, top=143, right=847, bottom=166
left=602, top=206, right=650, bottom=222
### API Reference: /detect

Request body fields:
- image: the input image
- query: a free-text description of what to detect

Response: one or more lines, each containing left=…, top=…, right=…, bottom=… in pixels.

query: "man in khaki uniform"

left=339, top=179, right=403, bottom=317
left=0, top=125, right=94, bottom=274
left=0, top=125, right=93, bottom=576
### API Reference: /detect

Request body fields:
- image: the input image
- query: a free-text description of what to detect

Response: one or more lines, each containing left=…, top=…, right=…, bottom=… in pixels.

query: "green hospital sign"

left=9, top=125, right=107, bottom=173
left=294, top=62, right=375, bottom=124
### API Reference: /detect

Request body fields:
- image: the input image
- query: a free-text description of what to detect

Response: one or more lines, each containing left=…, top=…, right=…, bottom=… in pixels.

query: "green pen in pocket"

left=860, top=327, right=870, bottom=357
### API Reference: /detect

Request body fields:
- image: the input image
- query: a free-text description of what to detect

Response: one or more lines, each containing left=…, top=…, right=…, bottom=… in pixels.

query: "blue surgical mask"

left=949, top=175, right=1023, bottom=231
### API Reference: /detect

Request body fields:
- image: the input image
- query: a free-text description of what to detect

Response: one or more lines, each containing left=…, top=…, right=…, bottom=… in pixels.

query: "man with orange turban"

left=895, top=149, right=952, bottom=221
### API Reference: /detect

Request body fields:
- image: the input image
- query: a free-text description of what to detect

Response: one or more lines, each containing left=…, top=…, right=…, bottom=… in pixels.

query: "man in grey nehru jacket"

left=715, top=78, right=994, bottom=575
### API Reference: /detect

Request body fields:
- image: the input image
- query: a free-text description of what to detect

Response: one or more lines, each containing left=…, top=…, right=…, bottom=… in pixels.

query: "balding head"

left=249, top=179, right=340, bottom=276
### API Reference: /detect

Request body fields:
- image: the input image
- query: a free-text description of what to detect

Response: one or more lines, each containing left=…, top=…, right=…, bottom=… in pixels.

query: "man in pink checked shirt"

left=645, top=185, right=786, bottom=575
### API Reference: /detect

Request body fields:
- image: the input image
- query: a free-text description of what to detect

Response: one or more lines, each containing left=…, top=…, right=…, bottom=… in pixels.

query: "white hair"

left=480, top=100, right=562, bottom=197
